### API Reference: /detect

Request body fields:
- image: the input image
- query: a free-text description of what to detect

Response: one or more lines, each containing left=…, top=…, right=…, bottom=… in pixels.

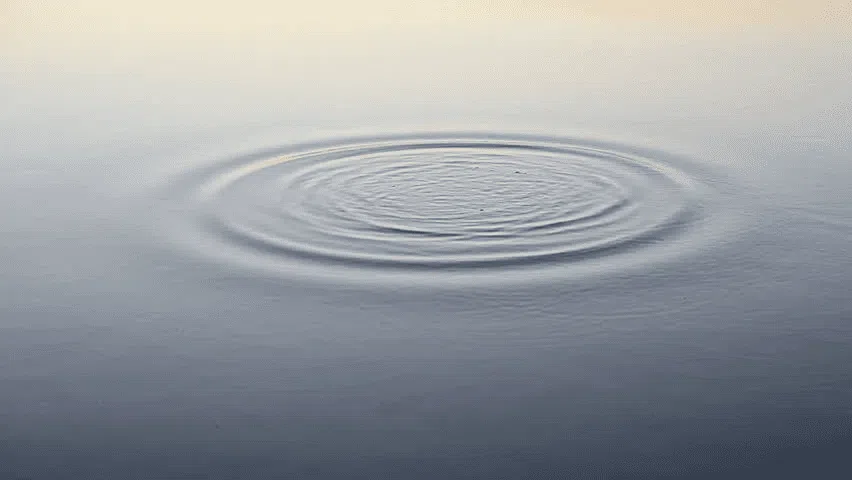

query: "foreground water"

left=2, top=3, right=852, bottom=478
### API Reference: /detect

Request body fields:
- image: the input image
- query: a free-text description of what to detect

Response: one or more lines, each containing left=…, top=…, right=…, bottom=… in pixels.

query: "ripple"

left=162, top=133, right=732, bottom=285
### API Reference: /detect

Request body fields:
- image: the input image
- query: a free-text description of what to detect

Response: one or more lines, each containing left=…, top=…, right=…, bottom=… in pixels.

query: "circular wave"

left=163, top=133, right=725, bottom=285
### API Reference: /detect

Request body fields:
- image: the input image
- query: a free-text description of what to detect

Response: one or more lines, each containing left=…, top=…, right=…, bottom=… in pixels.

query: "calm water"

left=3, top=2, right=852, bottom=478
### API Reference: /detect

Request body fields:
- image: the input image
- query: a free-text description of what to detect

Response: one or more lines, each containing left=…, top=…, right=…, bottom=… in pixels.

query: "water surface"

left=2, top=2, right=852, bottom=479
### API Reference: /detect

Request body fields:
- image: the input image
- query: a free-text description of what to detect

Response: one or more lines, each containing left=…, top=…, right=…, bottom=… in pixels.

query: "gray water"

left=3, top=3, right=852, bottom=479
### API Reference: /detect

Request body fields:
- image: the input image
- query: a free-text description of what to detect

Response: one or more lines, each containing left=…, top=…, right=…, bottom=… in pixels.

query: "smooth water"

left=2, top=2, right=852, bottom=479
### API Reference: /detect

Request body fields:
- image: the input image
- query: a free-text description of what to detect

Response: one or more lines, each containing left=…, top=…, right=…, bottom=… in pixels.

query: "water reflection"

left=2, top=1, right=852, bottom=479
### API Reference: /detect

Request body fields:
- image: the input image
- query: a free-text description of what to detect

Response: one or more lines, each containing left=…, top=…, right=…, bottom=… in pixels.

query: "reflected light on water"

left=5, top=0, right=850, bottom=41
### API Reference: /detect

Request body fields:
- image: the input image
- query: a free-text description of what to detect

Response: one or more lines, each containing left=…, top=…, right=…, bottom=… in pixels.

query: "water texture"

left=163, top=134, right=738, bottom=285
left=3, top=3, right=852, bottom=479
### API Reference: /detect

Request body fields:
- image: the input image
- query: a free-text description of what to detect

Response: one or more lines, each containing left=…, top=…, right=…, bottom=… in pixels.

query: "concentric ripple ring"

left=162, top=133, right=731, bottom=285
